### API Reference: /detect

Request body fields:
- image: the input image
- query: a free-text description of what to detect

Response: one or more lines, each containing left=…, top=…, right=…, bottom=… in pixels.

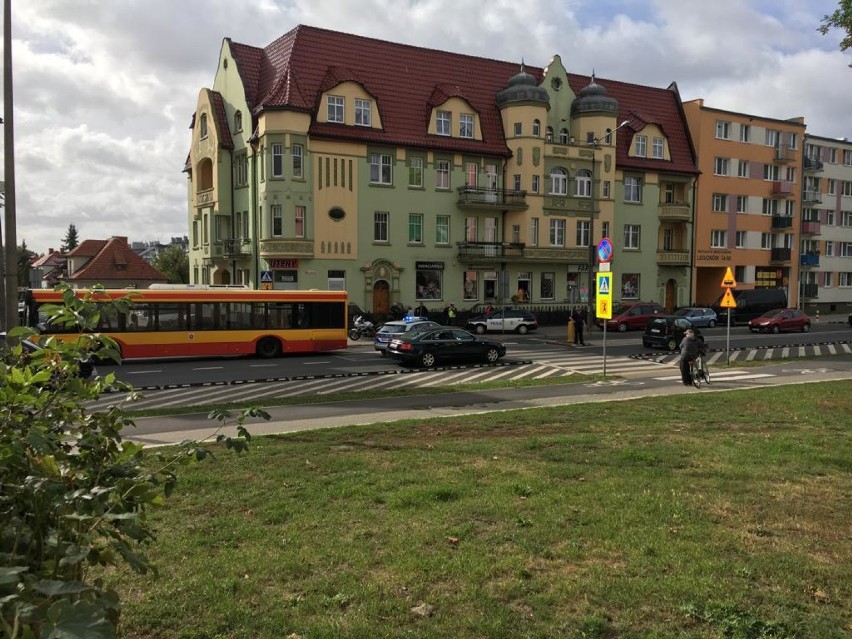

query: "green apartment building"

left=186, top=25, right=699, bottom=317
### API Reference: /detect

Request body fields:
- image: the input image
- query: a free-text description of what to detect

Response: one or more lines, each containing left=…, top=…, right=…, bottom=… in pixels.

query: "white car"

left=465, top=309, right=538, bottom=335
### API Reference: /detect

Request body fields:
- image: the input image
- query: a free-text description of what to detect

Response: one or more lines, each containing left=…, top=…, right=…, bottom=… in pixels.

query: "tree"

left=819, top=0, right=852, bottom=51
left=152, top=244, right=189, bottom=283
left=16, top=240, right=37, bottom=289
left=0, top=284, right=265, bottom=638
left=61, top=223, right=79, bottom=252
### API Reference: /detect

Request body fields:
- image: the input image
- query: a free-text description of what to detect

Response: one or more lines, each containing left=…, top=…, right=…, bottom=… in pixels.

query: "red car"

left=748, top=308, right=811, bottom=333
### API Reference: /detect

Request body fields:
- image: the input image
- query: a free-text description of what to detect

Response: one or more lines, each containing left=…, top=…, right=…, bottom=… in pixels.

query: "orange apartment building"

left=683, top=99, right=805, bottom=308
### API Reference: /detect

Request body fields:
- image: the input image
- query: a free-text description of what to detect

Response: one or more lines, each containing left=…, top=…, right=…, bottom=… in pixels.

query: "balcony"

left=801, top=283, right=819, bottom=299
left=456, top=187, right=528, bottom=210
left=803, top=157, right=824, bottom=172
left=803, top=190, right=822, bottom=203
left=656, top=250, right=690, bottom=266
left=771, top=181, right=794, bottom=196
left=658, top=202, right=691, bottom=222
left=770, top=247, right=792, bottom=262
left=771, top=215, right=793, bottom=230
left=220, top=238, right=253, bottom=257
left=801, top=220, right=821, bottom=235
left=800, top=252, right=820, bottom=268
left=457, top=242, right=590, bottom=264
left=774, top=144, right=796, bottom=163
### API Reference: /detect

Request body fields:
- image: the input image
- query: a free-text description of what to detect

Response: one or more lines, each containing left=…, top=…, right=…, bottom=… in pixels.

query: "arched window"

left=574, top=169, right=592, bottom=197
left=196, top=158, right=213, bottom=192
left=532, top=119, right=541, bottom=137
left=545, top=126, right=554, bottom=143
left=234, top=110, right=243, bottom=132
left=199, top=113, right=208, bottom=139
left=549, top=168, right=568, bottom=195
left=559, top=128, right=569, bottom=144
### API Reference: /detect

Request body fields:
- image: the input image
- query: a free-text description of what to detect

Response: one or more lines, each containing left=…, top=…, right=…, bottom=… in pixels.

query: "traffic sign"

left=721, top=267, right=737, bottom=288
left=597, top=238, right=613, bottom=264
left=720, top=288, right=736, bottom=308
left=260, top=270, right=274, bottom=283
left=596, top=273, right=612, bottom=319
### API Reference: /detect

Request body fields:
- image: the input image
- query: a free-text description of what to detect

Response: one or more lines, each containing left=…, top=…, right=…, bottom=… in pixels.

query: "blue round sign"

left=597, top=238, right=613, bottom=263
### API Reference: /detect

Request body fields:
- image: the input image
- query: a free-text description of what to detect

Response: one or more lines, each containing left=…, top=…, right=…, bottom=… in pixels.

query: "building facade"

left=186, top=25, right=699, bottom=316
left=800, top=134, right=852, bottom=313
left=683, top=100, right=806, bottom=309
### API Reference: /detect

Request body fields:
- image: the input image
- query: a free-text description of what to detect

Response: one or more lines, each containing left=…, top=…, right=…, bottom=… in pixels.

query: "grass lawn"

left=107, top=381, right=852, bottom=638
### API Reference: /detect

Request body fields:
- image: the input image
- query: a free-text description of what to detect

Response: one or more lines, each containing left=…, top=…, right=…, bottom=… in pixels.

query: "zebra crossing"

left=85, top=343, right=821, bottom=412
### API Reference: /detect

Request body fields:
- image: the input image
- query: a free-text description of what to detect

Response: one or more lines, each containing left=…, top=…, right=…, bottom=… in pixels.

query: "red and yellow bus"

left=23, top=287, right=348, bottom=360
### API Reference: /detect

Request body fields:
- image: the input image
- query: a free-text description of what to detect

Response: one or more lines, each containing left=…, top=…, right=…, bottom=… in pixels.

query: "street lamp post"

left=3, top=0, right=17, bottom=331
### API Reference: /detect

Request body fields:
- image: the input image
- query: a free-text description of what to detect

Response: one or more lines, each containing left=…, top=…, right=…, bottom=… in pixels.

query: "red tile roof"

left=66, top=236, right=168, bottom=284
left=227, top=24, right=697, bottom=173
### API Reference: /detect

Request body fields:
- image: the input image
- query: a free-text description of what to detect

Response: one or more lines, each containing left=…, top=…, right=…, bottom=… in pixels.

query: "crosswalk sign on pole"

left=596, top=273, right=612, bottom=319
left=720, top=288, right=737, bottom=308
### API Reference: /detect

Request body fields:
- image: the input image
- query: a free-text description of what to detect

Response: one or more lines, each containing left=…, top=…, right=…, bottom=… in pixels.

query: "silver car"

left=672, top=307, right=717, bottom=328
left=373, top=318, right=440, bottom=356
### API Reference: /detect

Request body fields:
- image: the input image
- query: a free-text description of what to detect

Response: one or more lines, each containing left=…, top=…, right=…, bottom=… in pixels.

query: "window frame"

left=327, top=95, right=344, bottom=123
left=373, top=211, right=389, bottom=243
left=459, top=113, right=474, bottom=138
left=623, top=224, right=640, bottom=250
left=408, top=213, right=424, bottom=244
left=370, top=152, right=393, bottom=185
left=354, top=99, right=372, bottom=127
left=549, top=168, right=568, bottom=196
left=272, top=143, right=284, bottom=178
left=436, top=110, right=451, bottom=136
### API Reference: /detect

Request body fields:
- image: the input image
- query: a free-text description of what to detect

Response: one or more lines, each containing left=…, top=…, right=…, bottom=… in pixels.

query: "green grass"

left=103, top=381, right=852, bottom=638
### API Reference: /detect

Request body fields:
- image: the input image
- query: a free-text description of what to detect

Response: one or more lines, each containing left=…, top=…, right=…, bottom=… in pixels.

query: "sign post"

left=720, top=267, right=737, bottom=364
left=596, top=239, right=614, bottom=377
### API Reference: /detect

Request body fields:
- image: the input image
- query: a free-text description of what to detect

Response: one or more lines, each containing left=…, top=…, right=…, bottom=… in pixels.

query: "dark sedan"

left=386, top=327, right=506, bottom=368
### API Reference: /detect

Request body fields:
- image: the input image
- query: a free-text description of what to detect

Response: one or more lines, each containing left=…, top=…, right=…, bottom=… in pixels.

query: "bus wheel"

left=256, top=337, right=282, bottom=358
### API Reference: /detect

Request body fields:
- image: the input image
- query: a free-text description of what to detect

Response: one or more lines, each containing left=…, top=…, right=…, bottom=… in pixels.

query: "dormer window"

left=355, top=99, right=371, bottom=127
left=460, top=113, right=474, bottom=138
left=652, top=137, right=664, bottom=159
left=635, top=135, right=647, bottom=157
left=327, top=95, right=345, bottom=123
left=234, top=110, right=243, bottom=132
left=199, top=113, right=208, bottom=139
left=436, top=110, right=451, bottom=136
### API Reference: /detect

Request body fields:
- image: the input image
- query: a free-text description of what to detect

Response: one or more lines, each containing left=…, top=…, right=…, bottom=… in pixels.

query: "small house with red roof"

left=64, top=236, right=168, bottom=289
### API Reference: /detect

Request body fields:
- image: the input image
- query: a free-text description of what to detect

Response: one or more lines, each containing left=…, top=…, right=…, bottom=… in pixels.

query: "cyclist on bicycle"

left=679, top=328, right=701, bottom=386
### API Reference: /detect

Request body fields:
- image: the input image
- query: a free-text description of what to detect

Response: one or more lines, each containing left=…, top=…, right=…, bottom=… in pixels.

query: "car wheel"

left=618, top=323, right=628, bottom=332
left=256, top=337, right=282, bottom=358
left=667, top=338, right=677, bottom=351
left=771, top=324, right=780, bottom=334
left=420, top=351, right=436, bottom=368
left=474, top=324, right=486, bottom=335
left=708, top=320, right=716, bottom=328
left=517, top=324, right=529, bottom=335
left=802, top=323, right=810, bottom=332
left=484, top=347, right=501, bottom=363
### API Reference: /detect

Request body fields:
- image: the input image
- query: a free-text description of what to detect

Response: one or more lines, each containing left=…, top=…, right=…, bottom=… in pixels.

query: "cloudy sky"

left=1, top=0, right=849, bottom=255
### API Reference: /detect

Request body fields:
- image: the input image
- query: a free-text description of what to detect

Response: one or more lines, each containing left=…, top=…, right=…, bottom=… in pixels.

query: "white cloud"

left=0, top=0, right=848, bottom=254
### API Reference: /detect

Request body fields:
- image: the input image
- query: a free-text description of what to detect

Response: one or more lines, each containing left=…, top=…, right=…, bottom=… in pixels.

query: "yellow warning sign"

left=721, top=267, right=737, bottom=288
left=596, top=273, right=612, bottom=319
left=719, top=287, right=737, bottom=308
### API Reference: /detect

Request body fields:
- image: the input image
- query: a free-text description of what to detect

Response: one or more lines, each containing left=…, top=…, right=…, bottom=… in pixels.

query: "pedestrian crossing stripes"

left=84, top=346, right=791, bottom=412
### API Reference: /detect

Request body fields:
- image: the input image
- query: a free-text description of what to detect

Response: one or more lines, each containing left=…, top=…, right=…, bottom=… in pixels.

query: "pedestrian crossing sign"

left=720, top=287, right=737, bottom=308
left=596, top=273, right=612, bottom=319
left=260, top=270, right=274, bottom=284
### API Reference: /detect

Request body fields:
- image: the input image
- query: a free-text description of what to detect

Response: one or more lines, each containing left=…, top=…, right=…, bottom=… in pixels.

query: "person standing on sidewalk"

left=572, top=308, right=586, bottom=346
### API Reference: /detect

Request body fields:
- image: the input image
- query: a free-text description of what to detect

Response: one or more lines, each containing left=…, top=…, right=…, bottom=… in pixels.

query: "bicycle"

left=690, top=350, right=710, bottom=388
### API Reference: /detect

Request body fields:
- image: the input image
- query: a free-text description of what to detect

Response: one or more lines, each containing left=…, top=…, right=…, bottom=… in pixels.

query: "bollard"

left=816, top=309, right=820, bottom=323
left=567, top=318, right=575, bottom=343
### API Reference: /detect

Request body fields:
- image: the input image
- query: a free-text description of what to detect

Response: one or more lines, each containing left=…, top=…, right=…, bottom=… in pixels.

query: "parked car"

left=386, top=326, right=506, bottom=367
left=714, top=288, right=787, bottom=324
left=465, top=309, right=538, bottom=335
left=0, top=332, right=96, bottom=380
left=596, top=301, right=665, bottom=332
left=748, top=308, right=811, bottom=333
left=373, top=318, right=440, bottom=355
left=642, top=316, right=703, bottom=351
left=672, top=307, right=717, bottom=328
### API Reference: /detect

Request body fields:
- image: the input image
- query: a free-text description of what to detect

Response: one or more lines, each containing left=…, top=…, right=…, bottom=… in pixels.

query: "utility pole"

left=3, top=0, right=17, bottom=331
